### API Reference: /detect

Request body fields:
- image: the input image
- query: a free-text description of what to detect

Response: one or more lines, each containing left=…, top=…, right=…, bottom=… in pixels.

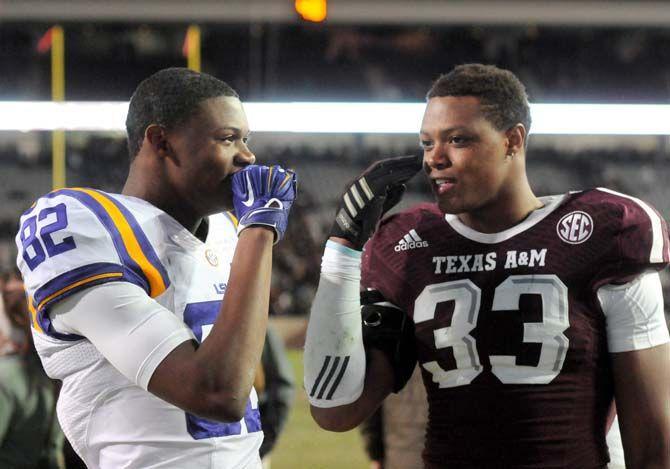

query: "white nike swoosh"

left=242, top=173, right=255, bottom=207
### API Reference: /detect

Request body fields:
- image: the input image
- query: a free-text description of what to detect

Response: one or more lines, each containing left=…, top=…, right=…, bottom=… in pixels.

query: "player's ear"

left=145, top=124, right=172, bottom=158
left=505, top=123, right=526, bottom=157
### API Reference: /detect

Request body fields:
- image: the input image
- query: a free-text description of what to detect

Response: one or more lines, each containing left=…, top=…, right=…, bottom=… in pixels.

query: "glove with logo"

left=232, top=164, right=297, bottom=243
left=330, top=154, right=423, bottom=250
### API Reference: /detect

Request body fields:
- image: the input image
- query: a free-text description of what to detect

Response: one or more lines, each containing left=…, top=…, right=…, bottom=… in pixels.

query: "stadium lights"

left=295, top=0, right=327, bottom=22
left=1, top=101, right=670, bottom=135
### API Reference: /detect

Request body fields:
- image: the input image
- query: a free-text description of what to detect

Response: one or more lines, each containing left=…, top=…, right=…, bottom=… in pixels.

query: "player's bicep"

left=597, top=271, right=669, bottom=353
left=50, top=282, right=195, bottom=389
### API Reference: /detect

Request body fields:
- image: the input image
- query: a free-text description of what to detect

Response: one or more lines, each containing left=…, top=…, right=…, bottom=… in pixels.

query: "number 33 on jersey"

left=362, top=188, right=670, bottom=466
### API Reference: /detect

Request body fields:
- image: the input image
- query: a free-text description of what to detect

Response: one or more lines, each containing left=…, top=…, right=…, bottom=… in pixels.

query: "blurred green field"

left=271, top=350, right=368, bottom=469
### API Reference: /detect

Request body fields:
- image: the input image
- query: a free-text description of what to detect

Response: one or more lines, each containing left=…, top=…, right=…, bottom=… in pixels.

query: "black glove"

left=330, top=154, right=423, bottom=250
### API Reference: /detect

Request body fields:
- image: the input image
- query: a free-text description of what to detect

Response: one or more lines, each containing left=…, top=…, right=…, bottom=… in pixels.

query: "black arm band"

left=360, top=290, right=417, bottom=393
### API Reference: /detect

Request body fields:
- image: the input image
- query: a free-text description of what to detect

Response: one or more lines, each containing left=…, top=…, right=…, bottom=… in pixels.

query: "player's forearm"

left=612, top=344, right=670, bottom=469
left=304, top=241, right=367, bottom=407
left=196, top=227, right=273, bottom=415
left=310, top=349, right=393, bottom=432
left=182, top=164, right=295, bottom=420
left=624, top=439, right=670, bottom=469
left=620, top=414, right=670, bottom=469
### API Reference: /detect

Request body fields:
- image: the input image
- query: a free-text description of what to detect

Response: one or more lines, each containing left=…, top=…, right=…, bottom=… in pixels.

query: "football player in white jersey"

left=15, top=68, right=297, bottom=469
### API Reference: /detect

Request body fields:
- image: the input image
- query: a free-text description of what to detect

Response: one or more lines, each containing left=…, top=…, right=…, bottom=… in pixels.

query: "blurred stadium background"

left=1, top=1, right=670, bottom=467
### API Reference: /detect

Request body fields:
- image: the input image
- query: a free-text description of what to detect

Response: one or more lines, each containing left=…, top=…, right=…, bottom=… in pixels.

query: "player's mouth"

left=433, top=177, right=457, bottom=195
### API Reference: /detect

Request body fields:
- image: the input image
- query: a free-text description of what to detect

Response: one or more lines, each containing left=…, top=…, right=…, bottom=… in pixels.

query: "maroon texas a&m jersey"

left=361, top=188, right=669, bottom=469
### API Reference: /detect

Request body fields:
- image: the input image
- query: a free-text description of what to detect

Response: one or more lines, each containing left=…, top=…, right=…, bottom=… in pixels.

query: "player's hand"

left=232, top=164, right=297, bottom=243
left=330, top=154, right=422, bottom=250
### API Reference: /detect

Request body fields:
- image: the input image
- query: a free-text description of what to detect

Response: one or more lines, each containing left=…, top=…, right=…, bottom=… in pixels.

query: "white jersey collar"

left=444, top=193, right=568, bottom=244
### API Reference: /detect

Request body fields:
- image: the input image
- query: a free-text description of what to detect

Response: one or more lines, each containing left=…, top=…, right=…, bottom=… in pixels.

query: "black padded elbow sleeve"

left=360, top=290, right=417, bottom=393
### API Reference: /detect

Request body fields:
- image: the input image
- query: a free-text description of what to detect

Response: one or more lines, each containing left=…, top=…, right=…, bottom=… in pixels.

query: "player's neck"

left=458, top=181, right=543, bottom=234
left=122, top=162, right=203, bottom=234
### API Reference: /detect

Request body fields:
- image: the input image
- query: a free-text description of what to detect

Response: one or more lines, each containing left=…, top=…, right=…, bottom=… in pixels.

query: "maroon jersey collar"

left=444, top=193, right=568, bottom=244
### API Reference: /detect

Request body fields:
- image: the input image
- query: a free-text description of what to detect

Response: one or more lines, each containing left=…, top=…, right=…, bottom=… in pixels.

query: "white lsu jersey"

left=15, top=188, right=262, bottom=469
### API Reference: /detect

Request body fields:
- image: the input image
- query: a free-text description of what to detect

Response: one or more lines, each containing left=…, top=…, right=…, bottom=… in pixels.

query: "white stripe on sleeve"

left=597, top=188, right=666, bottom=263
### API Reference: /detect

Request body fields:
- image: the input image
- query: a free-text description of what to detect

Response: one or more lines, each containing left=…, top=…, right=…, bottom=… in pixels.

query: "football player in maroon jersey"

left=304, top=64, right=670, bottom=468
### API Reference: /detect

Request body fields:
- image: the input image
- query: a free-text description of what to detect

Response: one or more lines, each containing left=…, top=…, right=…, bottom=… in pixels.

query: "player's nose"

left=424, top=144, right=451, bottom=171
left=235, top=144, right=256, bottom=166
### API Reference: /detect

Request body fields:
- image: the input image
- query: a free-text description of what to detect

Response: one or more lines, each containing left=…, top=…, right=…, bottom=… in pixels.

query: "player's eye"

left=217, top=135, right=236, bottom=143
left=242, top=136, right=250, bottom=144
left=420, top=140, right=433, bottom=149
left=448, top=135, right=470, bottom=145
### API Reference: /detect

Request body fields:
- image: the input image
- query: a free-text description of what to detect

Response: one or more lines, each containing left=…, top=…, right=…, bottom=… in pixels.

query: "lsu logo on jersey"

left=556, top=210, right=594, bottom=244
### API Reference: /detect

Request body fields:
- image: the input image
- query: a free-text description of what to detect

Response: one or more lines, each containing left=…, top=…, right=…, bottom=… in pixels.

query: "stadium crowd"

left=2, top=137, right=670, bottom=318
left=2, top=25, right=670, bottom=102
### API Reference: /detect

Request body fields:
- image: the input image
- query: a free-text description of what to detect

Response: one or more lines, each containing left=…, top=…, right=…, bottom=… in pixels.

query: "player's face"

left=420, top=96, right=514, bottom=216
left=167, top=96, right=255, bottom=215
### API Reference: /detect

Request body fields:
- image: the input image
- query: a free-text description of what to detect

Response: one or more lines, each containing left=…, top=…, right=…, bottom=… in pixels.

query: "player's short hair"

left=126, top=67, right=239, bottom=159
left=427, top=64, right=532, bottom=138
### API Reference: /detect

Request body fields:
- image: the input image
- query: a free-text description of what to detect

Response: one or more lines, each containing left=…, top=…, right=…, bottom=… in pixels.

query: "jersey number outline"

left=414, top=275, right=569, bottom=388
left=20, top=203, right=76, bottom=270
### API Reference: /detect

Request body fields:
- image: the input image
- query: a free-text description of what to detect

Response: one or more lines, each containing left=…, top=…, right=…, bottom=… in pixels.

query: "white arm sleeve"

left=50, top=282, right=195, bottom=389
left=304, top=241, right=366, bottom=408
left=597, top=271, right=670, bottom=353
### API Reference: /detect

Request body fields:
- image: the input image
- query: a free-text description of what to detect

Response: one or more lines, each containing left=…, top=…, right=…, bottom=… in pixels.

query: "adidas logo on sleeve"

left=394, top=229, right=429, bottom=251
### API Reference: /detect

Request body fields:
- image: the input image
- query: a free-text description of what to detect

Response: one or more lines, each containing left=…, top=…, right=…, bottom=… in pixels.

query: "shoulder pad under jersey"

left=15, top=189, right=170, bottom=337
left=587, top=188, right=670, bottom=284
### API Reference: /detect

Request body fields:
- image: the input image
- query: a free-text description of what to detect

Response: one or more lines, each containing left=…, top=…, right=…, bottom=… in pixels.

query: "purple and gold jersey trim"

left=224, top=211, right=239, bottom=229
left=34, top=263, right=126, bottom=311
left=32, top=262, right=143, bottom=340
left=37, top=272, right=122, bottom=311
left=27, top=296, right=42, bottom=333
left=49, top=188, right=170, bottom=298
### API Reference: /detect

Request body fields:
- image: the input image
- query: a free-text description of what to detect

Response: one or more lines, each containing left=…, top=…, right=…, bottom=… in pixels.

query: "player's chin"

left=200, top=183, right=233, bottom=215
left=434, top=192, right=461, bottom=214
left=436, top=200, right=461, bottom=214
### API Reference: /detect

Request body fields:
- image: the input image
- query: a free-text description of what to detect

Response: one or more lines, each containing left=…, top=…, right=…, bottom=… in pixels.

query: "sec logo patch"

left=205, top=249, right=219, bottom=266
left=557, top=211, right=594, bottom=244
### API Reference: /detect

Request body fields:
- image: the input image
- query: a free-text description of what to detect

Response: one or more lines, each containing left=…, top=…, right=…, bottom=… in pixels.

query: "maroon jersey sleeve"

left=361, top=217, right=405, bottom=305
left=589, top=188, right=670, bottom=288
left=361, top=203, right=437, bottom=308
